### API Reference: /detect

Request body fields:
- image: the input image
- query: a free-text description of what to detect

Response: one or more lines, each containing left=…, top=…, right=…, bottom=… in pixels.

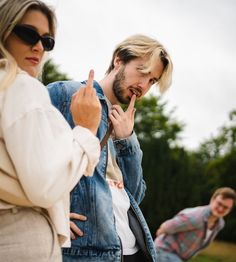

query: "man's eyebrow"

left=137, top=65, right=145, bottom=70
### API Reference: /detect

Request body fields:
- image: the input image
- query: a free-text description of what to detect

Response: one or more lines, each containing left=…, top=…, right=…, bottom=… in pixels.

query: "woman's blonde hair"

left=0, top=0, right=56, bottom=90
left=106, top=34, right=173, bottom=93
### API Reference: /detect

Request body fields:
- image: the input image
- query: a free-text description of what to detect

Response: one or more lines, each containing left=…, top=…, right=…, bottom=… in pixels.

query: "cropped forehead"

left=17, top=9, right=51, bottom=38
left=20, top=9, right=49, bottom=26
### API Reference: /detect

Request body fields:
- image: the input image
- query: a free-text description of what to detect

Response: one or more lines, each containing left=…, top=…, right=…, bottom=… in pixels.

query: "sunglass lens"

left=13, top=25, right=55, bottom=51
left=41, top=36, right=55, bottom=51
left=13, top=25, right=39, bottom=46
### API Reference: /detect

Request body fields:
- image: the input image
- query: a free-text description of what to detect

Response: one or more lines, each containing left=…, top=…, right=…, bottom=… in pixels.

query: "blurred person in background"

left=155, top=187, right=236, bottom=261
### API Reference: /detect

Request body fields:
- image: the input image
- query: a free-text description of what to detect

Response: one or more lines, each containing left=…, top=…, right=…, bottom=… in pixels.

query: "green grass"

left=191, top=254, right=227, bottom=262
left=189, top=241, right=236, bottom=262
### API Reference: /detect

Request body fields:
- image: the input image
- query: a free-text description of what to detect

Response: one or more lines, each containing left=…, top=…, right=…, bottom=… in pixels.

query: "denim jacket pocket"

left=70, top=177, right=97, bottom=246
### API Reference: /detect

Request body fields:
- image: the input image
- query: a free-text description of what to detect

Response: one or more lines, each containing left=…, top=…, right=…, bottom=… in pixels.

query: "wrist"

left=114, top=130, right=133, bottom=140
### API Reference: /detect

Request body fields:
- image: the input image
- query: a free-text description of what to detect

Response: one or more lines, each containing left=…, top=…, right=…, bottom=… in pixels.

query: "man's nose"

left=218, top=205, right=225, bottom=212
left=139, top=76, right=151, bottom=92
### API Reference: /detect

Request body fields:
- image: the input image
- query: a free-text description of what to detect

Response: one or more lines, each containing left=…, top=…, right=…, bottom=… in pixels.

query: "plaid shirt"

left=155, top=205, right=225, bottom=260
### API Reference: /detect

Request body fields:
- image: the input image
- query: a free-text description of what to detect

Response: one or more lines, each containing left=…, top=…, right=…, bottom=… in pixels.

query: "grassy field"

left=190, top=241, right=236, bottom=262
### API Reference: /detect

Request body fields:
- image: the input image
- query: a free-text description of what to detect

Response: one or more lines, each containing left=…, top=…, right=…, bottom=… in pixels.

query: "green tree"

left=196, top=110, right=236, bottom=242
left=134, top=96, right=206, bottom=236
left=198, top=110, right=236, bottom=162
left=41, top=59, right=71, bottom=85
left=134, top=95, right=183, bottom=144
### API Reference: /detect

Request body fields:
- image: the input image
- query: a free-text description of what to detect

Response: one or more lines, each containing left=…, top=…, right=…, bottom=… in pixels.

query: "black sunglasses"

left=12, top=24, right=55, bottom=51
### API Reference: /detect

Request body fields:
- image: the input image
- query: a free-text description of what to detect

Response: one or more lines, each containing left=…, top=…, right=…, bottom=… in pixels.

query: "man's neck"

left=99, top=75, right=118, bottom=105
left=207, top=215, right=218, bottom=229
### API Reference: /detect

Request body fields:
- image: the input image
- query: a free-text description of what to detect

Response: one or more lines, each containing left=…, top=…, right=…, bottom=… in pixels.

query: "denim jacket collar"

left=81, top=80, right=106, bottom=101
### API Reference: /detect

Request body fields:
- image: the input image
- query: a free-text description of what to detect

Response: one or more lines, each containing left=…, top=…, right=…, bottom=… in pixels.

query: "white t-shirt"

left=106, top=141, right=138, bottom=255
left=109, top=184, right=139, bottom=255
left=203, top=229, right=213, bottom=245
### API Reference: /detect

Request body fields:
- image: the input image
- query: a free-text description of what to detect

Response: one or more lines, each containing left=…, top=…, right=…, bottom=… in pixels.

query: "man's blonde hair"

left=106, top=34, right=173, bottom=93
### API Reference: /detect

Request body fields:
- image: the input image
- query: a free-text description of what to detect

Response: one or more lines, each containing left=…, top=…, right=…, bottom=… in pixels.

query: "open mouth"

left=129, top=87, right=142, bottom=98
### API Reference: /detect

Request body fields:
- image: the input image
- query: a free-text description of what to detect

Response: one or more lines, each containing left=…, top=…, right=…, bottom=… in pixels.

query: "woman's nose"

left=32, top=40, right=44, bottom=52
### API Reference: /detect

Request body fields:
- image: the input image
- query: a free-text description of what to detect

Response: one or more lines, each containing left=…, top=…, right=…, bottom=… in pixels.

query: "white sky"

left=44, top=0, right=236, bottom=150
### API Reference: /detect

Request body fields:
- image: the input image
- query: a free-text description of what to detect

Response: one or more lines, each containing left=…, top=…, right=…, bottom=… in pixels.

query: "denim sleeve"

left=47, top=81, right=82, bottom=127
left=114, top=132, right=146, bottom=204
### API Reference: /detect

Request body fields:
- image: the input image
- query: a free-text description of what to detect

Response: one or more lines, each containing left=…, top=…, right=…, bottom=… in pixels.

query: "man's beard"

left=112, top=66, right=130, bottom=104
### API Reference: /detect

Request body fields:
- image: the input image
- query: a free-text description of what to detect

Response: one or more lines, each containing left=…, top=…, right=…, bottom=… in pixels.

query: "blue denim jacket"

left=47, top=80, right=157, bottom=262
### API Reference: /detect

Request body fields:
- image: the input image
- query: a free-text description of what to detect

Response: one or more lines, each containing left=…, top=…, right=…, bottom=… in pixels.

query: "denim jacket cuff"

left=113, top=132, right=139, bottom=155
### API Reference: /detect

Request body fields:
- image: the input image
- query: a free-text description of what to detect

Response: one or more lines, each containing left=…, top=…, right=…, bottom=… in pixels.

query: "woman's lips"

left=25, top=57, right=40, bottom=65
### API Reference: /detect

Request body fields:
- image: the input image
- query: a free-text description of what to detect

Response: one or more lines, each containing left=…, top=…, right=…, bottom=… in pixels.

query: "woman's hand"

left=70, top=70, right=101, bottom=135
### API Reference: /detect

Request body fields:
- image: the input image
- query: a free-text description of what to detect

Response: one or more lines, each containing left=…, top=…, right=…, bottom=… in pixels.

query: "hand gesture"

left=109, top=94, right=136, bottom=139
left=155, top=224, right=166, bottom=237
left=69, top=212, right=87, bottom=240
left=70, top=70, right=101, bottom=135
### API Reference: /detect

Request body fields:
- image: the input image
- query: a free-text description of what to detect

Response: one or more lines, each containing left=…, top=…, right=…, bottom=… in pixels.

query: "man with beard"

left=47, top=34, right=173, bottom=262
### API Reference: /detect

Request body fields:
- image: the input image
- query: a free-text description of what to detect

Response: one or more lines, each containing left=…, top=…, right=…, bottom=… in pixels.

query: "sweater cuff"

left=72, top=126, right=100, bottom=176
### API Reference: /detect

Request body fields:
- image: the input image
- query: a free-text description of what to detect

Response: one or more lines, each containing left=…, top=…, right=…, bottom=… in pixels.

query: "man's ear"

left=113, top=56, right=123, bottom=70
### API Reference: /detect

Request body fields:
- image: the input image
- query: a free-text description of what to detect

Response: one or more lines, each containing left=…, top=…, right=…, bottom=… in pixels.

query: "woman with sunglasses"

left=0, top=0, right=101, bottom=261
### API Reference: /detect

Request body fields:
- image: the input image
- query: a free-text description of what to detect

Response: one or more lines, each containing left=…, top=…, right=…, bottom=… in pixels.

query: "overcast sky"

left=44, top=0, right=236, bottom=150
